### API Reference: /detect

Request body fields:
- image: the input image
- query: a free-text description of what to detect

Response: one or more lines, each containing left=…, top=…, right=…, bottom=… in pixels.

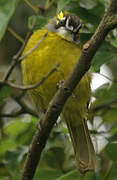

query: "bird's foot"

left=56, top=80, right=76, bottom=98
left=56, top=80, right=64, bottom=89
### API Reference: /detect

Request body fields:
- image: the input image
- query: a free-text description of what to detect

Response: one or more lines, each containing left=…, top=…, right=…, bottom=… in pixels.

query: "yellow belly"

left=22, top=28, right=91, bottom=125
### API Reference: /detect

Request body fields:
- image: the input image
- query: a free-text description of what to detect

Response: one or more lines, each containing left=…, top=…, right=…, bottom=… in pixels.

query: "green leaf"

left=89, top=2, right=104, bottom=18
left=44, top=147, right=65, bottom=169
left=109, top=133, right=117, bottom=143
left=56, top=170, right=79, bottom=180
left=57, top=0, right=71, bottom=13
left=28, top=15, right=37, bottom=30
left=114, top=38, right=117, bottom=47
left=36, top=15, right=48, bottom=30
left=92, top=83, right=110, bottom=98
left=4, top=146, right=28, bottom=171
left=0, top=138, right=17, bottom=157
left=105, top=143, right=117, bottom=161
left=56, top=169, right=94, bottom=180
left=92, top=83, right=117, bottom=115
left=109, top=126, right=117, bottom=142
left=95, top=0, right=109, bottom=7
left=70, top=7, right=101, bottom=27
left=80, top=33, right=92, bottom=44
left=80, top=33, right=117, bottom=72
left=103, top=108, right=117, bottom=123
left=5, top=118, right=30, bottom=138
left=28, top=15, right=48, bottom=30
left=0, top=0, right=19, bottom=41
left=34, top=169, right=62, bottom=180
left=0, top=163, right=10, bottom=177
left=69, top=1, right=104, bottom=28
left=0, top=85, right=12, bottom=105
left=5, top=116, right=36, bottom=145
left=91, top=83, right=117, bottom=122
left=91, top=41, right=117, bottom=72
left=106, top=162, right=117, bottom=180
left=0, top=176, right=10, bottom=180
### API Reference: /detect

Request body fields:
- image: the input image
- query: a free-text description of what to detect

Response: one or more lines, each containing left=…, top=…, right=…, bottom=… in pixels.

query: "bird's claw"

left=56, top=80, right=65, bottom=89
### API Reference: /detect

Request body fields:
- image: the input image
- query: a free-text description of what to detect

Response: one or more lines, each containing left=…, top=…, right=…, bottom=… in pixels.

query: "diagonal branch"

left=20, top=0, right=117, bottom=179
left=3, top=32, right=48, bottom=81
left=0, top=63, right=59, bottom=118
left=0, top=63, right=59, bottom=90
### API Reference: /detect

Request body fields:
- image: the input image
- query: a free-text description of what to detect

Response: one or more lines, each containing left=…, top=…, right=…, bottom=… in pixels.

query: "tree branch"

left=0, top=63, right=59, bottom=118
left=20, top=1, right=117, bottom=179
left=0, top=63, right=59, bottom=90
left=18, top=32, right=48, bottom=63
left=3, top=32, right=47, bottom=82
left=3, top=32, right=32, bottom=81
left=8, top=26, right=24, bottom=43
left=0, top=110, right=25, bottom=118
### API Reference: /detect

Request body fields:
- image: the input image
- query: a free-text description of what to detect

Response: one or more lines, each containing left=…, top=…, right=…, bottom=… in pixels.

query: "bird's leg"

left=56, top=80, right=65, bottom=89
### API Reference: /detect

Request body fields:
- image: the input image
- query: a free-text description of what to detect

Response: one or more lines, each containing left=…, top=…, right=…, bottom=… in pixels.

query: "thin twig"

left=0, top=105, right=37, bottom=118
left=13, top=32, right=32, bottom=60
left=0, top=63, right=59, bottom=90
left=24, top=0, right=38, bottom=13
left=0, top=110, right=24, bottom=118
left=3, top=14, right=40, bottom=82
left=8, top=27, right=24, bottom=43
left=3, top=32, right=48, bottom=81
left=3, top=32, right=32, bottom=81
left=18, top=32, right=48, bottom=63
left=0, top=63, right=59, bottom=118
left=12, top=95, right=38, bottom=117
left=0, top=98, right=38, bottom=118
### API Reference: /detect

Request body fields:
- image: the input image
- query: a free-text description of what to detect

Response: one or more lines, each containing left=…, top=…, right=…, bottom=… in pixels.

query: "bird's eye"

left=55, top=17, right=66, bottom=28
left=59, top=20, right=65, bottom=25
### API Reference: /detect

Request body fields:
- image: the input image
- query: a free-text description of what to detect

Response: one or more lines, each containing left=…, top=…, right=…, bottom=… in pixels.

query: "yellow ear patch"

left=57, top=11, right=64, bottom=20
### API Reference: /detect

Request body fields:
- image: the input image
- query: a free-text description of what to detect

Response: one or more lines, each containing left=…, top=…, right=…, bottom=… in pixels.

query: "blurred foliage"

left=0, top=0, right=117, bottom=179
left=0, top=86, right=12, bottom=106
left=0, top=0, right=19, bottom=41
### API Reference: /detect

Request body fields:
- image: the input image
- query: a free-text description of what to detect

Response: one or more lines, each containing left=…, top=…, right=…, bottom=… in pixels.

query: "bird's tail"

left=66, top=119, right=97, bottom=174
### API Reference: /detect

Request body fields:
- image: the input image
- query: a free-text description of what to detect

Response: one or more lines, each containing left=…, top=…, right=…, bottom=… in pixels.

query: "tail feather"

left=66, top=119, right=97, bottom=174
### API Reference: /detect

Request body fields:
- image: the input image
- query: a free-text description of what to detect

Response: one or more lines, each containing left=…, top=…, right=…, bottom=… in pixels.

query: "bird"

left=21, top=11, right=97, bottom=174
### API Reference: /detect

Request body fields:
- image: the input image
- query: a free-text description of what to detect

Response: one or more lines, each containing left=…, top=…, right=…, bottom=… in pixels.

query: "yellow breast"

left=22, top=28, right=90, bottom=120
